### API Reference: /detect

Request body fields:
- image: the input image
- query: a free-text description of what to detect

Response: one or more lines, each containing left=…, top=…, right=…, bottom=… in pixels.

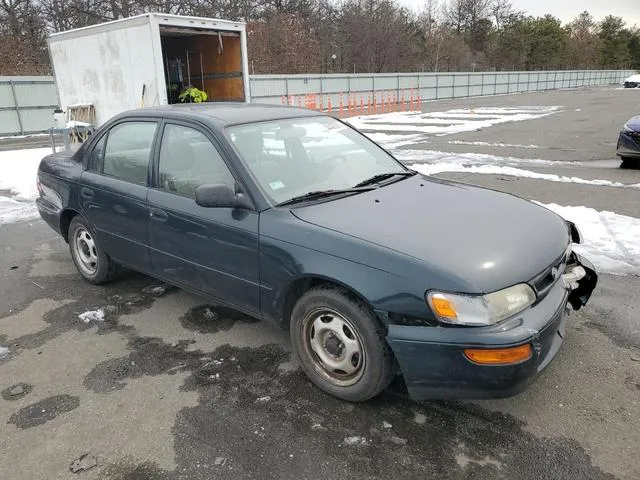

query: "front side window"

left=158, top=124, right=235, bottom=198
left=103, top=122, right=157, bottom=185
left=227, top=116, right=406, bottom=204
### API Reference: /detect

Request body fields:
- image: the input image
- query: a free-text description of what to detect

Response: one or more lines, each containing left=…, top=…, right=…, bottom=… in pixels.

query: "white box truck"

left=48, top=13, right=250, bottom=127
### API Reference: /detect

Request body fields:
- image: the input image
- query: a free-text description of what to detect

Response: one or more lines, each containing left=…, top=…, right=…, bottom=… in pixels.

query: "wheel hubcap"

left=74, top=228, right=98, bottom=275
left=303, top=308, right=365, bottom=387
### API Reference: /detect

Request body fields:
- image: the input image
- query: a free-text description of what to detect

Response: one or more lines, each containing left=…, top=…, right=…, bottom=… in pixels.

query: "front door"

left=147, top=122, right=260, bottom=314
left=80, top=120, right=158, bottom=271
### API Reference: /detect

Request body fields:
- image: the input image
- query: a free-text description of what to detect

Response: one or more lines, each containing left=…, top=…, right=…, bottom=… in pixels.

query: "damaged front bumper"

left=386, top=252, right=598, bottom=401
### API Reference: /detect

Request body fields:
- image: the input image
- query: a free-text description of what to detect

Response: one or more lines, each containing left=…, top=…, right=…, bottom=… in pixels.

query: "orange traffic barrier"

left=339, top=94, right=344, bottom=116
left=327, top=96, right=332, bottom=113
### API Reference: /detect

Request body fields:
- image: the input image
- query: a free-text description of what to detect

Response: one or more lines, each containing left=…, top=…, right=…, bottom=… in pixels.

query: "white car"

left=624, top=74, right=640, bottom=88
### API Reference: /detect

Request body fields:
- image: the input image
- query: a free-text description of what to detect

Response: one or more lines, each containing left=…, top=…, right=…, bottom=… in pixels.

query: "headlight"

left=427, top=284, right=536, bottom=326
left=623, top=123, right=633, bottom=133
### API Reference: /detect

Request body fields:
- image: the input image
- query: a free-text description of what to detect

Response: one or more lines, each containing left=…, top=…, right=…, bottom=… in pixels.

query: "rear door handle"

left=149, top=208, right=168, bottom=222
left=80, top=187, right=94, bottom=199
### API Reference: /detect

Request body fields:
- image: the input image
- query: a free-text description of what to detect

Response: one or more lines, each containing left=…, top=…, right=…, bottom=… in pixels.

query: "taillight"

left=36, top=176, right=43, bottom=195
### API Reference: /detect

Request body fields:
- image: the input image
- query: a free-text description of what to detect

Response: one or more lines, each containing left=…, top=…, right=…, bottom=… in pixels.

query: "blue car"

left=617, top=116, right=640, bottom=167
left=35, top=104, right=597, bottom=402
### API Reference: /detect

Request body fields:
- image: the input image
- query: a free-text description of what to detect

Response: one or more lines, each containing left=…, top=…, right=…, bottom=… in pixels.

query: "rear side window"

left=158, top=124, right=235, bottom=198
left=103, top=122, right=157, bottom=185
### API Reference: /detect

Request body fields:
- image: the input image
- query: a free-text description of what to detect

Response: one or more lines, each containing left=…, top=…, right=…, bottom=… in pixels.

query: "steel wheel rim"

left=301, top=307, right=366, bottom=387
left=74, top=227, right=98, bottom=276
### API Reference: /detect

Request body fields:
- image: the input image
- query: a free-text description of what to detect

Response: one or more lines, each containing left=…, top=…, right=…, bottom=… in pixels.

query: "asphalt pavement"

left=1, top=87, right=639, bottom=480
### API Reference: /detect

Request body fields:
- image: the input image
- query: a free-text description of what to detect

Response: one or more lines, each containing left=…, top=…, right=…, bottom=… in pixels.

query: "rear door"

left=80, top=120, right=159, bottom=271
left=147, top=121, right=260, bottom=314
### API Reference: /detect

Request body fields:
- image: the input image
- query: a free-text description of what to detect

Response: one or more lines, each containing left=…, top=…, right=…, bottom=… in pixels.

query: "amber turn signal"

left=464, top=344, right=532, bottom=365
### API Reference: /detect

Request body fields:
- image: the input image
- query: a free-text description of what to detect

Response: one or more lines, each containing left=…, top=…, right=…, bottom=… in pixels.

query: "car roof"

left=125, top=102, right=322, bottom=126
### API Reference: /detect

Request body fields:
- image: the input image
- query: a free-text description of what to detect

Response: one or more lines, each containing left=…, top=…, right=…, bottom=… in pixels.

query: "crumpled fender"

left=566, top=253, right=597, bottom=310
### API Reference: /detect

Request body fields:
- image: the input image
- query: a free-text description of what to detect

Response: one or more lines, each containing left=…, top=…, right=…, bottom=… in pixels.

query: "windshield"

left=226, top=116, right=407, bottom=204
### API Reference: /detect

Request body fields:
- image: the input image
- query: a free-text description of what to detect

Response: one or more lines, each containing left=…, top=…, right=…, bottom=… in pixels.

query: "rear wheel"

left=290, top=286, right=394, bottom=402
left=68, top=216, right=120, bottom=284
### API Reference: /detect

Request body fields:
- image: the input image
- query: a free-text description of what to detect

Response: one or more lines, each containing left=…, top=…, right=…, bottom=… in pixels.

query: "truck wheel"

left=68, top=216, right=120, bottom=284
left=290, top=286, right=394, bottom=402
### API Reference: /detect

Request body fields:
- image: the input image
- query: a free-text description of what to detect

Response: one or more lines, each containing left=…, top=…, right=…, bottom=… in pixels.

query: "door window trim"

left=83, top=131, right=108, bottom=172
left=151, top=119, right=248, bottom=202
left=84, top=119, right=160, bottom=186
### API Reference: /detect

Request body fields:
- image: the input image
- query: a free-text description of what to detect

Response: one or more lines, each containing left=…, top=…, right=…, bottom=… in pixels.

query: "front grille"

left=530, top=252, right=567, bottom=299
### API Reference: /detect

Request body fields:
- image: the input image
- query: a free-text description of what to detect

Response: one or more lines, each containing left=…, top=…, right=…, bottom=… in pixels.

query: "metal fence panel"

left=0, top=110, right=20, bottom=135
left=0, top=70, right=635, bottom=135
left=0, top=76, right=59, bottom=135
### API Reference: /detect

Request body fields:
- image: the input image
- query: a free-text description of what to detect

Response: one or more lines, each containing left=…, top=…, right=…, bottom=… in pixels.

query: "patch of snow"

left=534, top=203, right=640, bottom=276
left=78, top=309, right=105, bottom=323
left=67, top=102, right=93, bottom=108
left=0, top=196, right=39, bottom=224
left=409, top=162, right=638, bottom=189
left=382, top=421, right=392, bottom=429
left=624, top=74, right=640, bottom=83
left=0, top=345, right=9, bottom=359
left=448, top=140, right=540, bottom=149
left=414, top=413, right=427, bottom=425
left=343, top=436, right=368, bottom=446
left=397, top=149, right=577, bottom=167
left=0, top=147, right=52, bottom=225
left=456, top=453, right=504, bottom=470
left=0, top=133, right=49, bottom=140
left=347, top=106, right=562, bottom=136
left=66, top=120, right=92, bottom=128
left=366, top=132, right=427, bottom=148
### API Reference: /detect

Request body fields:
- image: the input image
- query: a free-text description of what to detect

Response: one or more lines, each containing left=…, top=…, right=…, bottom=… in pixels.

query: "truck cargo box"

left=48, top=13, right=250, bottom=126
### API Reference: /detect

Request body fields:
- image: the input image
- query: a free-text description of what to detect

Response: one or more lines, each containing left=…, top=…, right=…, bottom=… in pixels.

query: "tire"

left=290, top=285, right=394, bottom=402
left=68, top=216, right=120, bottom=284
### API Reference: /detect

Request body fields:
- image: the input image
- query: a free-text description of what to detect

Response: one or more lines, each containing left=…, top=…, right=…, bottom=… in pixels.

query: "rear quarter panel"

left=37, top=150, right=83, bottom=230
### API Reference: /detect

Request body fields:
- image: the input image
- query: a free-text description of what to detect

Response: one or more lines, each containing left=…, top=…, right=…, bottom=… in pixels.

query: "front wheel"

left=290, top=286, right=394, bottom=402
left=68, top=216, right=120, bottom=284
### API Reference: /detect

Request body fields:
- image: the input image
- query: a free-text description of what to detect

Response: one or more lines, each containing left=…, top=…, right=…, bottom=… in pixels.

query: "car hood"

left=625, top=115, right=640, bottom=132
left=291, top=175, right=569, bottom=293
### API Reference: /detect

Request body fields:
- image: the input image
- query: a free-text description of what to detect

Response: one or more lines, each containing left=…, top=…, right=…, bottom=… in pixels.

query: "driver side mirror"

left=195, top=183, right=253, bottom=210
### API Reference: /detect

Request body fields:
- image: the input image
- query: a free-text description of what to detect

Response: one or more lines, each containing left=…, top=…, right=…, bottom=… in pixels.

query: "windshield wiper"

left=277, top=187, right=375, bottom=207
left=353, top=171, right=416, bottom=188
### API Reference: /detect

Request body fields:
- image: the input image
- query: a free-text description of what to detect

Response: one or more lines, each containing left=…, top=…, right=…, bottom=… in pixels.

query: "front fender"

left=566, top=253, right=597, bottom=310
left=259, top=235, right=432, bottom=327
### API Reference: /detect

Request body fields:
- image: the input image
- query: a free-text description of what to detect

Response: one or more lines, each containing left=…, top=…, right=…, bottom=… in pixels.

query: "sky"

left=509, top=0, right=640, bottom=26
left=400, top=0, right=640, bottom=27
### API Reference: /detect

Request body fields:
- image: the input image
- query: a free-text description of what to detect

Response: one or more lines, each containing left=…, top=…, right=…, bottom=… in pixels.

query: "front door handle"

left=80, top=187, right=94, bottom=199
left=149, top=208, right=168, bottom=222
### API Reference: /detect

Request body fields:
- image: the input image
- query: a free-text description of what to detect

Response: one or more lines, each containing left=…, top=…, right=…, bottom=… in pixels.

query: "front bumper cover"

left=386, top=253, right=597, bottom=401
left=617, top=131, right=640, bottom=158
